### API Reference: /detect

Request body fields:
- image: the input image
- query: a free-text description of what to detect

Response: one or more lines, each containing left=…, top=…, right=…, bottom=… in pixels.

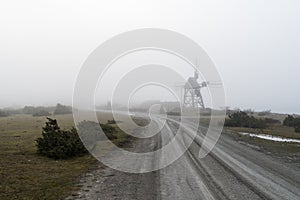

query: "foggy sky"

left=0, top=0, right=299, bottom=113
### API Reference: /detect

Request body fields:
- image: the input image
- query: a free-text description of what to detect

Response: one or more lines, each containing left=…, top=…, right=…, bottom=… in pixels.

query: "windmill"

left=172, top=72, right=222, bottom=109
left=183, top=71, right=207, bottom=109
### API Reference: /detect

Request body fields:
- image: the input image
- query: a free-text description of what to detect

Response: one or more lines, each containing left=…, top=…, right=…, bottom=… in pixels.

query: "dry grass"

left=0, top=112, right=132, bottom=200
left=226, top=124, right=300, bottom=140
left=225, top=112, right=300, bottom=139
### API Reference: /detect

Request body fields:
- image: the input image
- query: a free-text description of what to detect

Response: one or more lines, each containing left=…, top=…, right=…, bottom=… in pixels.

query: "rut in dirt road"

left=67, top=117, right=300, bottom=200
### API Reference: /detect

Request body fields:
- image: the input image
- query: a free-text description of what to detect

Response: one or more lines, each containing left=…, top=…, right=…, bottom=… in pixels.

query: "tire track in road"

left=161, top=121, right=262, bottom=200
left=164, top=118, right=300, bottom=200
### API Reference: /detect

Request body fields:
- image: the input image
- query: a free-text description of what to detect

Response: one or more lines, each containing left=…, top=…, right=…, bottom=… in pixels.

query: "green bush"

left=283, top=115, right=295, bottom=127
left=0, top=110, right=9, bottom=117
left=32, top=110, right=51, bottom=117
left=23, top=106, right=55, bottom=115
left=75, top=120, right=118, bottom=151
left=53, top=104, right=72, bottom=115
left=107, top=119, right=116, bottom=124
left=294, top=118, right=300, bottom=133
left=264, top=117, right=281, bottom=124
left=258, top=110, right=271, bottom=116
left=77, top=121, right=117, bottom=141
left=23, top=106, right=36, bottom=114
left=225, top=111, right=266, bottom=129
left=283, top=115, right=300, bottom=133
left=36, top=118, right=87, bottom=159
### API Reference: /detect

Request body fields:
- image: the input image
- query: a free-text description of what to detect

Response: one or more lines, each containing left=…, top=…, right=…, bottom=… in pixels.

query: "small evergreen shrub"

left=283, top=115, right=295, bottom=127
left=36, top=118, right=87, bottom=159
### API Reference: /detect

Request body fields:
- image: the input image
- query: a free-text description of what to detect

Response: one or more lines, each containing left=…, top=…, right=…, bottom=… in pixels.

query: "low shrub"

left=36, top=118, right=87, bottom=159
left=77, top=120, right=117, bottom=141
left=283, top=115, right=300, bottom=133
left=0, top=110, right=9, bottom=117
left=225, top=111, right=266, bottom=129
left=258, top=110, right=271, bottom=116
left=107, top=119, right=116, bottom=124
left=53, top=104, right=72, bottom=115
left=283, top=115, right=295, bottom=127
left=294, top=118, right=300, bottom=133
left=32, top=110, right=51, bottom=117
left=264, top=118, right=281, bottom=124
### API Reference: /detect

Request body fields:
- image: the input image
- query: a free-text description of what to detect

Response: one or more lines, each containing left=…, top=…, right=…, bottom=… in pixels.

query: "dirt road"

left=67, top=118, right=300, bottom=200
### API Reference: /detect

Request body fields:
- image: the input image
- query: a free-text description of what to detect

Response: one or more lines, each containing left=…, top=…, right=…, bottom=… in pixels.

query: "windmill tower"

left=183, top=71, right=208, bottom=109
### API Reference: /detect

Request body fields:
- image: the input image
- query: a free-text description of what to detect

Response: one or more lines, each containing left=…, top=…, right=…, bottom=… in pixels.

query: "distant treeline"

left=226, top=108, right=271, bottom=116
left=0, top=104, right=72, bottom=117
left=23, top=106, right=55, bottom=115
left=54, top=104, right=72, bottom=115
left=225, top=111, right=300, bottom=133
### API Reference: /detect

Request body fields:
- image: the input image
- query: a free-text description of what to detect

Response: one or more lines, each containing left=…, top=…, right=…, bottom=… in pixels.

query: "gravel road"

left=66, top=117, right=300, bottom=200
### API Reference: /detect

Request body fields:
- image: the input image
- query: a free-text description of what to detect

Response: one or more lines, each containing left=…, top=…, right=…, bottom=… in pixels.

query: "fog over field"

left=0, top=0, right=299, bottom=113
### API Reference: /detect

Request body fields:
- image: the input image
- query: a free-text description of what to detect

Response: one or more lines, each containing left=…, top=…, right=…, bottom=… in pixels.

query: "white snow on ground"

left=239, top=132, right=300, bottom=143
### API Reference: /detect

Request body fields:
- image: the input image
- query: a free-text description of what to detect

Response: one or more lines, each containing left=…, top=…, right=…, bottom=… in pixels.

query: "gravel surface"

left=66, top=128, right=161, bottom=200
left=66, top=119, right=300, bottom=200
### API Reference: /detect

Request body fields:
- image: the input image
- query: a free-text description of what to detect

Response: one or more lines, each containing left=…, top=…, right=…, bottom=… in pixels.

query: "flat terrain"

left=226, top=125, right=300, bottom=140
left=0, top=113, right=130, bottom=200
left=66, top=114, right=300, bottom=199
left=66, top=127, right=161, bottom=200
left=1, top=113, right=300, bottom=200
left=225, top=111, right=300, bottom=139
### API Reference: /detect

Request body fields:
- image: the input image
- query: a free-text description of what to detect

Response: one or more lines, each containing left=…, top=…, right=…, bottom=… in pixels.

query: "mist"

left=0, top=0, right=299, bottom=113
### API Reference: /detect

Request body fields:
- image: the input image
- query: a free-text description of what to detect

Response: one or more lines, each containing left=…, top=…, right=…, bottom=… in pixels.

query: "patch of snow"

left=239, top=132, right=300, bottom=143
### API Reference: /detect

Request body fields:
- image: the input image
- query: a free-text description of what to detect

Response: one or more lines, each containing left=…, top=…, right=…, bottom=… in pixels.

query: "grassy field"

left=224, top=111, right=300, bottom=139
left=225, top=124, right=300, bottom=140
left=0, top=113, right=129, bottom=200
